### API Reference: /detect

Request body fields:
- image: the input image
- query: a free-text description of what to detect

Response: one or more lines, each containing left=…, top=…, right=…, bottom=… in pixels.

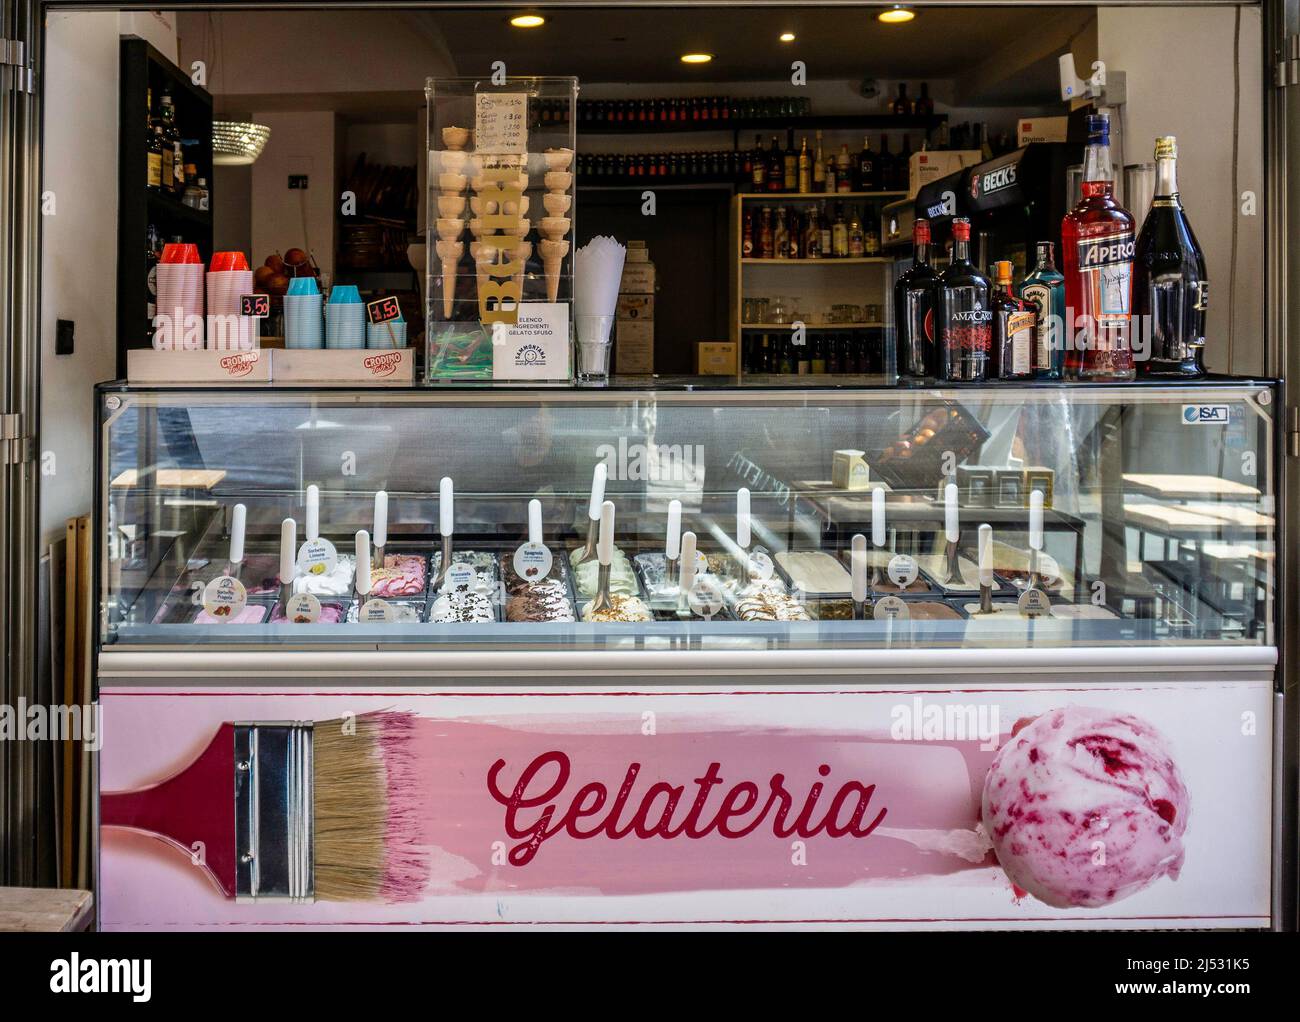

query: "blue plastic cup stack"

left=367, top=313, right=407, bottom=349
left=325, top=284, right=366, bottom=349
left=283, top=276, right=324, bottom=349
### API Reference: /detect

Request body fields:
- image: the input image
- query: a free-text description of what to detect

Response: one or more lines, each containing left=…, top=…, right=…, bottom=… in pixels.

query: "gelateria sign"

left=98, top=682, right=1271, bottom=930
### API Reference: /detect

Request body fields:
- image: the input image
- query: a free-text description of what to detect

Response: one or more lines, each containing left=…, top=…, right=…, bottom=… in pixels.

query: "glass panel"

left=99, top=382, right=1275, bottom=651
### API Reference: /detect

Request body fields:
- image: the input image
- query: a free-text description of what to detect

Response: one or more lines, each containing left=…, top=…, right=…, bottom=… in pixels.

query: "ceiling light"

left=212, top=121, right=271, bottom=166
left=680, top=52, right=713, bottom=64
left=779, top=32, right=796, bottom=43
left=509, top=14, right=545, bottom=28
left=878, top=6, right=915, bottom=24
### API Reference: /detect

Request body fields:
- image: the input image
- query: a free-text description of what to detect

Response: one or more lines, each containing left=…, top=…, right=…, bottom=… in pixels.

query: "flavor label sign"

left=474, top=92, right=528, bottom=155
left=98, top=677, right=1273, bottom=930
left=492, top=303, right=570, bottom=380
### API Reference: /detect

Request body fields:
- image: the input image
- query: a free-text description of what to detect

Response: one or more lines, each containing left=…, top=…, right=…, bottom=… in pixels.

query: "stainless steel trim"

left=234, top=722, right=314, bottom=902
left=98, top=644, right=1280, bottom=680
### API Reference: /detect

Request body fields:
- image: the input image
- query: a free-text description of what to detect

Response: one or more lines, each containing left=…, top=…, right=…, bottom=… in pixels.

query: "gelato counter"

left=94, top=381, right=1281, bottom=929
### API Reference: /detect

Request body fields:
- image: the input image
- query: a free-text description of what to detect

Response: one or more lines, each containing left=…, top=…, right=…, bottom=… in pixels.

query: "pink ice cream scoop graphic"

left=981, top=706, right=1189, bottom=909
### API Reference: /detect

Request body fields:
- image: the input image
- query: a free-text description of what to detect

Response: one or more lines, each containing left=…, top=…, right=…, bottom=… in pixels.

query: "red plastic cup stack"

left=206, top=251, right=259, bottom=351
left=154, top=243, right=204, bottom=350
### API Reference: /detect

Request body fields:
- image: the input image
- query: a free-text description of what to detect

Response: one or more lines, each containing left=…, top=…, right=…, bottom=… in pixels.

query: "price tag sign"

left=887, top=553, right=920, bottom=588
left=296, top=537, right=339, bottom=578
left=513, top=541, right=553, bottom=584
left=366, top=295, right=402, bottom=325
left=444, top=562, right=477, bottom=591
left=748, top=549, right=775, bottom=582
left=686, top=577, right=724, bottom=619
left=1018, top=588, right=1053, bottom=618
left=284, top=592, right=321, bottom=624
left=357, top=598, right=397, bottom=623
left=240, top=294, right=270, bottom=319
left=201, top=576, right=247, bottom=620
left=874, top=595, right=910, bottom=621
left=474, top=92, right=528, bottom=155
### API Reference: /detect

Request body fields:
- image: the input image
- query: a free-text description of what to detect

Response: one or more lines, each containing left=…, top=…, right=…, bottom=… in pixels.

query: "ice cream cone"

left=544, top=148, right=574, bottom=171
left=539, top=238, right=568, bottom=303
left=540, top=216, right=570, bottom=242
left=542, top=192, right=571, bottom=217
left=438, top=172, right=467, bottom=194
left=543, top=171, right=572, bottom=193
left=471, top=194, right=529, bottom=218
left=441, top=125, right=471, bottom=151
left=436, top=217, right=465, bottom=242
left=439, top=150, right=469, bottom=174
left=437, top=194, right=466, bottom=218
left=472, top=173, right=529, bottom=194
left=436, top=239, right=464, bottom=319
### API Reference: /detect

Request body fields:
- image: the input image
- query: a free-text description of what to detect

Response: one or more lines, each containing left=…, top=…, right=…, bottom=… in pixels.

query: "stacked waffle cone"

left=436, top=127, right=470, bottom=319
left=540, top=150, right=573, bottom=303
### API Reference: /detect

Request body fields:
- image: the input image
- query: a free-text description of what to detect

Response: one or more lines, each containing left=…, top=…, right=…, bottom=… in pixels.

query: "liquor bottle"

left=813, top=130, right=826, bottom=190
left=786, top=207, right=802, bottom=259
left=163, top=90, right=184, bottom=193
left=811, top=334, right=827, bottom=374
left=817, top=201, right=832, bottom=257
left=803, top=206, right=821, bottom=259
left=892, top=83, right=911, bottom=116
left=1133, top=136, right=1208, bottom=377
left=836, top=145, right=852, bottom=192
left=1061, top=112, right=1137, bottom=380
left=847, top=207, right=865, bottom=257
left=758, top=207, right=775, bottom=259
left=757, top=334, right=771, bottom=373
left=831, top=204, right=849, bottom=258
left=1020, top=241, right=1066, bottom=379
left=824, top=156, right=838, bottom=194
left=796, top=338, right=811, bottom=375
left=798, top=136, right=812, bottom=194
left=742, top=209, right=755, bottom=257
left=774, top=208, right=789, bottom=260
left=767, top=136, right=784, bottom=192
left=936, top=217, right=992, bottom=381
left=783, top=129, right=798, bottom=191
left=751, top=134, right=766, bottom=190
left=877, top=134, right=893, bottom=191
left=856, top=136, right=875, bottom=193
left=893, top=217, right=939, bottom=379
left=990, top=261, right=1036, bottom=380
left=779, top=336, right=795, bottom=374
left=147, top=123, right=164, bottom=192
left=159, top=90, right=176, bottom=192
left=916, top=83, right=934, bottom=117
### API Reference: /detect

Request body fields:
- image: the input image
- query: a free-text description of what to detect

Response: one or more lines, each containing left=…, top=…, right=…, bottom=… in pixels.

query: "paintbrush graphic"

left=101, top=711, right=428, bottom=902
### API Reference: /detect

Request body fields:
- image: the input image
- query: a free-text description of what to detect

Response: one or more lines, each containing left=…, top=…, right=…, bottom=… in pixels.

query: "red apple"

left=266, top=273, right=290, bottom=296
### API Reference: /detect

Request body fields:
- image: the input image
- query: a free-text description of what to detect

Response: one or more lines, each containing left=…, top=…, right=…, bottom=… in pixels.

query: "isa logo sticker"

left=1182, top=404, right=1230, bottom=425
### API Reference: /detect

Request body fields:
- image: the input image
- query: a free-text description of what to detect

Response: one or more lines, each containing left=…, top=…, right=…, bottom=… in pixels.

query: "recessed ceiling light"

left=680, top=52, right=714, bottom=64
left=509, top=14, right=545, bottom=29
left=779, top=32, right=796, bottom=43
left=878, top=6, right=915, bottom=24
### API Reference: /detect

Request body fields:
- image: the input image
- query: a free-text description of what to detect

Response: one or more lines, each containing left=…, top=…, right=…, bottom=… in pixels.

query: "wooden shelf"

left=737, top=191, right=905, bottom=200
left=742, top=257, right=890, bottom=265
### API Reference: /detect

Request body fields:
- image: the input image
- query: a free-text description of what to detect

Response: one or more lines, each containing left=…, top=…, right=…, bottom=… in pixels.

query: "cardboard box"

left=620, top=261, right=656, bottom=294
left=273, top=347, right=416, bottom=385
left=616, top=318, right=654, bottom=374
left=127, top=347, right=271, bottom=384
left=616, top=294, right=654, bottom=321
left=696, top=341, right=737, bottom=376
left=908, top=149, right=982, bottom=198
left=1017, top=116, right=1069, bottom=146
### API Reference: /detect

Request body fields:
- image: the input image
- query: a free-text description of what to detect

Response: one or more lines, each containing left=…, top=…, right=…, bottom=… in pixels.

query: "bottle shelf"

left=737, top=191, right=906, bottom=201
left=742, top=322, right=885, bottom=330
left=578, top=114, right=945, bottom=136
left=147, top=189, right=212, bottom=228
left=742, top=257, right=891, bottom=265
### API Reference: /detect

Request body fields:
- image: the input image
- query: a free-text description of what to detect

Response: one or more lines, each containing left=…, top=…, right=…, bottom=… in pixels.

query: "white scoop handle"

left=373, top=490, right=388, bottom=549
left=871, top=487, right=885, bottom=548
left=355, top=530, right=371, bottom=596
left=439, top=477, right=454, bottom=537
left=978, top=524, right=994, bottom=588
left=851, top=533, right=868, bottom=603
left=680, top=531, right=698, bottom=593
left=528, top=498, right=543, bottom=545
left=279, top=518, right=296, bottom=584
left=229, top=503, right=246, bottom=565
left=666, top=500, right=682, bottom=560
left=944, top=483, right=959, bottom=543
left=1029, top=489, right=1044, bottom=552
left=305, top=484, right=320, bottom=542
left=597, top=500, right=615, bottom=567
left=736, top=487, right=751, bottom=550
left=587, top=463, right=607, bottom=522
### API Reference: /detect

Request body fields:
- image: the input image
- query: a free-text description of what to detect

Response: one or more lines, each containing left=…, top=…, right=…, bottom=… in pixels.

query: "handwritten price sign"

left=366, top=295, right=402, bottom=324
left=240, top=294, right=271, bottom=318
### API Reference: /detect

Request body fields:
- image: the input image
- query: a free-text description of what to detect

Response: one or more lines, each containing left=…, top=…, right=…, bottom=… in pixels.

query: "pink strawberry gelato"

left=981, top=706, right=1189, bottom=908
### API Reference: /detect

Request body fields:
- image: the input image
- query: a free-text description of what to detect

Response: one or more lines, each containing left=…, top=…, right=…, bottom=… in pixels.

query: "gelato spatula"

left=372, top=490, right=388, bottom=570
left=434, top=476, right=454, bottom=590
left=851, top=533, right=870, bottom=621
left=575, top=463, right=607, bottom=566
left=277, top=517, right=296, bottom=617
left=227, top=503, right=247, bottom=581
left=940, top=483, right=965, bottom=588
left=588, top=500, right=616, bottom=616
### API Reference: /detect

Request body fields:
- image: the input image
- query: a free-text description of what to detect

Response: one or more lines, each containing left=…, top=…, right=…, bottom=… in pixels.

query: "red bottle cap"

left=160, top=243, right=202, bottom=265
left=210, top=251, right=250, bottom=272
left=951, top=218, right=971, bottom=242
left=913, top=219, right=931, bottom=244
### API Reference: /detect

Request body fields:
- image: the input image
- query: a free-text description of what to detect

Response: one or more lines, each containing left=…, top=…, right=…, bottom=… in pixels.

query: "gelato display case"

left=94, top=380, right=1280, bottom=930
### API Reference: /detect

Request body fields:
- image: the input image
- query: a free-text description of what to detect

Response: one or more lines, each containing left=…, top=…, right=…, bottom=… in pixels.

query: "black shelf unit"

left=116, top=37, right=214, bottom=375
